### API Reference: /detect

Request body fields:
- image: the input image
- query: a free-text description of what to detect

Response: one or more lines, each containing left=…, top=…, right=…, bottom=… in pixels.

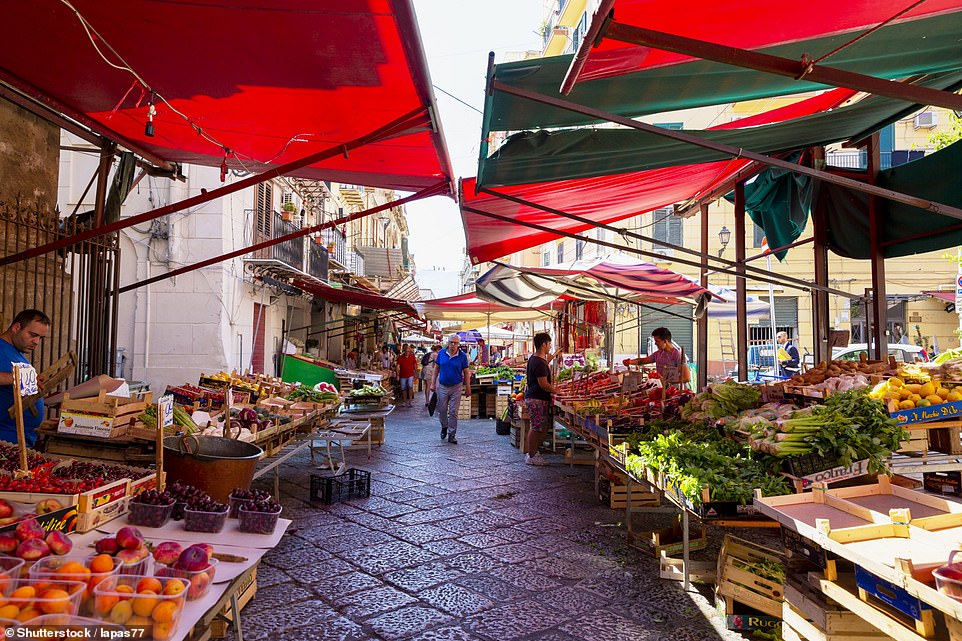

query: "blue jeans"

left=436, top=383, right=462, bottom=437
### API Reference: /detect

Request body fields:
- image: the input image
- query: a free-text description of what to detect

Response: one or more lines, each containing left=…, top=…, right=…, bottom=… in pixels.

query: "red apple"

left=35, top=499, right=62, bottom=515
left=15, top=518, right=46, bottom=542
left=186, top=570, right=211, bottom=599
left=0, top=500, right=13, bottom=518
left=16, top=538, right=50, bottom=561
left=44, top=530, right=72, bottom=555
left=0, top=534, right=18, bottom=554
left=152, top=541, right=183, bottom=567
left=195, top=543, right=214, bottom=558
left=94, top=537, right=119, bottom=555
left=175, top=544, right=211, bottom=572
left=114, top=526, right=143, bottom=550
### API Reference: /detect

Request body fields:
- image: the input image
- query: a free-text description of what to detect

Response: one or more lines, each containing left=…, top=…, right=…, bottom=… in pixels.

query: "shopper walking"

left=420, top=345, right=439, bottom=406
left=525, top=332, right=560, bottom=466
left=431, top=335, right=470, bottom=444
left=396, top=344, right=417, bottom=408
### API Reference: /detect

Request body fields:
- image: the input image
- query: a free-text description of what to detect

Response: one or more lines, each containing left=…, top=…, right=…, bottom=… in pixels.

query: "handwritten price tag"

left=158, top=395, right=175, bottom=429
left=16, top=365, right=39, bottom=397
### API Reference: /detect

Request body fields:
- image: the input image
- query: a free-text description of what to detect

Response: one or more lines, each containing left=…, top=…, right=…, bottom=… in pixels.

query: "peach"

left=114, top=526, right=144, bottom=551
left=0, top=534, right=18, bottom=554
left=16, top=538, right=50, bottom=561
left=94, top=537, right=119, bottom=555
left=0, top=499, right=13, bottom=518
left=151, top=541, right=182, bottom=567
left=35, top=499, right=62, bottom=515
left=15, top=518, right=45, bottom=542
left=44, top=530, right=72, bottom=555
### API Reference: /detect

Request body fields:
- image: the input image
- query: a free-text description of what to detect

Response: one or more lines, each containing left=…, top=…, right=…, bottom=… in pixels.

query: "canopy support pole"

left=489, top=81, right=962, bottom=221
left=867, top=135, right=888, bottom=360
left=92, top=139, right=115, bottom=229
left=117, top=182, right=446, bottom=294
left=697, top=203, right=709, bottom=389
left=476, top=186, right=857, bottom=299
left=0, top=107, right=438, bottom=267
left=812, top=165, right=832, bottom=366
left=735, top=184, right=749, bottom=384
left=601, top=21, right=962, bottom=112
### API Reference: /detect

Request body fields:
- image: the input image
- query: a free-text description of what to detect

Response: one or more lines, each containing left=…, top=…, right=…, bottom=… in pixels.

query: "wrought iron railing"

left=251, top=210, right=305, bottom=270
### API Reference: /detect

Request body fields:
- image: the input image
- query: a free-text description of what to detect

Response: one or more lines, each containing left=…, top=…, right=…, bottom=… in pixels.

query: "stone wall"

left=0, top=99, right=59, bottom=205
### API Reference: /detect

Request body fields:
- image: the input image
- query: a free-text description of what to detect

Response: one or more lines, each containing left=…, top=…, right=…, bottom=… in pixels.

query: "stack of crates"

left=495, top=385, right=511, bottom=419
left=458, top=394, right=472, bottom=420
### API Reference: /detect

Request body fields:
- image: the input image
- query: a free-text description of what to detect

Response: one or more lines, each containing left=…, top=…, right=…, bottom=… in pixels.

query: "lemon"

left=938, top=387, right=951, bottom=400
left=917, top=399, right=931, bottom=407
left=899, top=400, right=915, bottom=410
left=909, top=394, right=923, bottom=403
left=888, top=377, right=905, bottom=388
left=904, top=383, right=923, bottom=394
left=948, top=391, right=962, bottom=403
left=925, top=394, right=944, bottom=405
left=920, top=382, right=936, bottom=398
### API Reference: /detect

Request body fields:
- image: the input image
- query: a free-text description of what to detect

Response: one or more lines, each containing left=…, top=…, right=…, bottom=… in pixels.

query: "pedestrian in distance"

left=524, top=332, right=561, bottom=466
left=396, top=343, right=418, bottom=408
left=420, top=345, right=439, bottom=406
left=0, top=309, right=50, bottom=447
left=430, top=335, right=470, bottom=444
left=776, top=331, right=801, bottom=377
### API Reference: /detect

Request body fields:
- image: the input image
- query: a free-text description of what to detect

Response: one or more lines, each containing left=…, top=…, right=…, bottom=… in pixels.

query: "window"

left=254, top=183, right=273, bottom=242
left=557, top=241, right=565, bottom=264
left=654, top=122, right=683, bottom=130
left=575, top=237, right=585, bottom=260
left=651, top=207, right=681, bottom=257
left=753, top=222, right=765, bottom=248
left=542, top=248, right=551, bottom=266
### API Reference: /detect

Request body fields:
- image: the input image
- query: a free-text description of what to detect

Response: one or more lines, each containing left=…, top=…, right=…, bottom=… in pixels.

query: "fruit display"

left=0, top=579, right=86, bottom=621
left=202, top=371, right=262, bottom=395
left=28, top=554, right=120, bottom=615
left=166, top=482, right=210, bottom=521
left=869, top=375, right=962, bottom=410
left=92, top=574, right=188, bottom=639
left=228, top=488, right=271, bottom=518
left=154, top=544, right=217, bottom=601
left=935, top=554, right=962, bottom=602
left=127, top=490, right=175, bottom=528
left=182, top=498, right=229, bottom=534
left=0, top=517, right=75, bottom=561
left=237, top=499, right=282, bottom=535
left=17, top=614, right=124, bottom=637
left=93, top=528, right=150, bottom=575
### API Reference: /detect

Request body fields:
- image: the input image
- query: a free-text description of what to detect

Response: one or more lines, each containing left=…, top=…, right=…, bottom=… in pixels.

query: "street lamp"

left=717, top=226, right=731, bottom=257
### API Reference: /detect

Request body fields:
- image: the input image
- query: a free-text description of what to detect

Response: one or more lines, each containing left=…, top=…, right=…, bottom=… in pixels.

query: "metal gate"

left=0, top=199, right=119, bottom=385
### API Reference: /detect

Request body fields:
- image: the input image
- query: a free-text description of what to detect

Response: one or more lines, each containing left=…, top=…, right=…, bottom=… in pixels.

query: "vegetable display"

left=285, top=383, right=339, bottom=403
left=680, top=381, right=760, bottom=422
left=475, top=365, right=516, bottom=380
left=137, top=405, right=198, bottom=434
left=349, top=385, right=387, bottom=398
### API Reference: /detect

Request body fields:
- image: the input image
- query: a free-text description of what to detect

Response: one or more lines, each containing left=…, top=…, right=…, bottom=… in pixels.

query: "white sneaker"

left=525, top=454, right=547, bottom=466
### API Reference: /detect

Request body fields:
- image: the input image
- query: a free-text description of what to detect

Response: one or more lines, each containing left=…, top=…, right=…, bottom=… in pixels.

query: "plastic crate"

left=785, top=452, right=839, bottom=477
left=310, top=469, right=372, bottom=505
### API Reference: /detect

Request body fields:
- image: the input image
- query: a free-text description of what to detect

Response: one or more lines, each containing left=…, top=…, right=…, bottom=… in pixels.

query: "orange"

left=151, top=600, right=178, bottom=623
left=0, top=604, right=19, bottom=619
left=108, top=601, right=132, bottom=625
left=16, top=607, right=41, bottom=622
left=11, top=586, right=36, bottom=600
left=131, top=591, right=157, bottom=617
left=89, top=554, right=114, bottom=574
left=161, top=579, right=186, bottom=597
left=38, top=589, right=70, bottom=614
left=136, top=577, right=163, bottom=594
left=57, top=561, right=87, bottom=576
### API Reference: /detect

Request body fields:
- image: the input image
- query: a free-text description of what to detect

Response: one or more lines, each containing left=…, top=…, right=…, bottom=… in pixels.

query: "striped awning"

left=475, top=257, right=718, bottom=309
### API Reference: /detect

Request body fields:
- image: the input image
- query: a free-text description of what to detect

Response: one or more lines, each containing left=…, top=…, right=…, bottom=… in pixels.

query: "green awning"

left=483, top=12, right=962, bottom=136
left=478, top=72, right=962, bottom=188
left=821, top=139, right=962, bottom=259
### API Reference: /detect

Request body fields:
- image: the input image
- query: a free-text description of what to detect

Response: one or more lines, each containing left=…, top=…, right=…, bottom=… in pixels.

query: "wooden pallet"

left=716, top=534, right=785, bottom=618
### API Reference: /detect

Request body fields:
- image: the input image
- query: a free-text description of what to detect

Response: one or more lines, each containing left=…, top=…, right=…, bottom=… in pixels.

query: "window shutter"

left=668, top=215, right=683, bottom=248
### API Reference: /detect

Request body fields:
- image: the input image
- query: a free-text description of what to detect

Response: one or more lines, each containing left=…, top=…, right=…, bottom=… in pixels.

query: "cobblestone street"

left=236, top=405, right=761, bottom=641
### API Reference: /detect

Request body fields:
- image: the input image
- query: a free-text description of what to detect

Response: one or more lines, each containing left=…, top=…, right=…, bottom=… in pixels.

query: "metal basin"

left=163, top=435, right=263, bottom=502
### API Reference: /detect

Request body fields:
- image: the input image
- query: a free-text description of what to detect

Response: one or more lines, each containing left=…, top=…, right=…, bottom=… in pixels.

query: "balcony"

left=244, top=209, right=327, bottom=282
left=319, top=227, right=348, bottom=270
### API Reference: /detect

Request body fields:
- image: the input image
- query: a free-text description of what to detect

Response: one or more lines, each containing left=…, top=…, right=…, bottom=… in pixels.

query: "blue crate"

left=854, top=565, right=932, bottom=620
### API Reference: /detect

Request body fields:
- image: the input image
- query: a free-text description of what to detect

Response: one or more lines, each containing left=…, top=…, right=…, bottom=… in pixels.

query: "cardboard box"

left=57, top=411, right=128, bottom=438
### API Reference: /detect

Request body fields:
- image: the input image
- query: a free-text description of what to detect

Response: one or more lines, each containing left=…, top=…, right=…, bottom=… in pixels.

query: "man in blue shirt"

left=430, top=334, right=470, bottom=444
left=0, top=310, right=50, bottom=447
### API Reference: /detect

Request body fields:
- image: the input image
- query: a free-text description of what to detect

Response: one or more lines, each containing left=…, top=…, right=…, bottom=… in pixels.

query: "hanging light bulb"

left=144, top=91, right=156, bottom=137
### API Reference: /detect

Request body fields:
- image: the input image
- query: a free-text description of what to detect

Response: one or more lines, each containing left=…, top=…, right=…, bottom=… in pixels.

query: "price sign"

left=956, top=275, right=962, bottom=310
left=157, top=394, right=175, bottom=429
left=16, top=365, right=38, bottom=397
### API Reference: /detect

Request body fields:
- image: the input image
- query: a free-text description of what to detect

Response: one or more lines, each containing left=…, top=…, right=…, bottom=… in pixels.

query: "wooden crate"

left=929, top=424, right=962, bottom=454
left=716, top=535, right=785, bottom=618
left=716, top=594, right=782, bottom=633
left=629, top=521, right=707, bottom=557
left=659, top=554, right=716, bottom=584
left=209, top=568, right=258, bottom=638
left=855, top=565, right=936, bottom=637
left=57, top=391, right=151, bottom=439
left=783, top=578, right=887, bottom=641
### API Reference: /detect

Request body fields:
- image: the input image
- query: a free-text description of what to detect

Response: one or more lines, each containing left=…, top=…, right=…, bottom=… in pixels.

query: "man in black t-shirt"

left=524, top=333, right=560, bottom=466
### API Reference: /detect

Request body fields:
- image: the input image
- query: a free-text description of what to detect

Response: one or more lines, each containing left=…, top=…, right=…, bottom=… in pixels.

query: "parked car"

left=831, top=343, right=929, bottom=363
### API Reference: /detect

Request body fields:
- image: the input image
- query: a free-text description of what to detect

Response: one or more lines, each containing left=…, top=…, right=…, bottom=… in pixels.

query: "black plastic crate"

left=785, top=452, right=839, bottom=478
left=310, top=469, right=372, bottom=505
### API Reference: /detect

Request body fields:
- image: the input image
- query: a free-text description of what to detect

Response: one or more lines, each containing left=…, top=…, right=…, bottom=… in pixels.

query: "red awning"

left=571, top=0, right=962, bottom=86
left=0, top=1, right=454, bottom=193
left=462, top=88, right=853, bottom=264
left=292, top=279, right=417, bottom=315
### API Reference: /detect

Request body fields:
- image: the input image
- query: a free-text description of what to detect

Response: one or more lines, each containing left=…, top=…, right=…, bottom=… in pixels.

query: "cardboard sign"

left=16, top=365, right=38, bottom=396
left=158, top=394, right=175, bottom=429
left=561, top=353, right=586, bottom=368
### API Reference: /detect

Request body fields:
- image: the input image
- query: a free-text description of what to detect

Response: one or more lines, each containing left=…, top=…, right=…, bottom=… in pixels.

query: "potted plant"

left=281, top=201, right=296, bottom=221
left=312, top=234, right=324, bottom=245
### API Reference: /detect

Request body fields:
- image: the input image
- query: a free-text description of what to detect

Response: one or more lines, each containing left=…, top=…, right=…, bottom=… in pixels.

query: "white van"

left=831, top=343, right=929, bottom=363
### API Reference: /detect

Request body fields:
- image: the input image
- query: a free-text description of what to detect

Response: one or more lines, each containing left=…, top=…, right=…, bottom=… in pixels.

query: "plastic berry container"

left=183, top=507, right=228, bottom=533
left=0, top=555, right=25, bottom=592
left=156, top=558, right=218, bottom=601
left=228, top=495, right=250, bottom=519
left=0, top=578, right=86, bottom=621
left=92, top=574, right=188, bottom=640
left=127, top=500, right=175, bottom=528
left=228, top=489, right=270, bottom=518
left=29, top=554, right=122, bottom=615
left=238, top=504, right=283, bottom=535
left=20, top=614, right=124, bottom=637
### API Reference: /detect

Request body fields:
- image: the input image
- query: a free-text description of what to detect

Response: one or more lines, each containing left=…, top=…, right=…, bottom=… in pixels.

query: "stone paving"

left=231, top=404, right=770, bottom=641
